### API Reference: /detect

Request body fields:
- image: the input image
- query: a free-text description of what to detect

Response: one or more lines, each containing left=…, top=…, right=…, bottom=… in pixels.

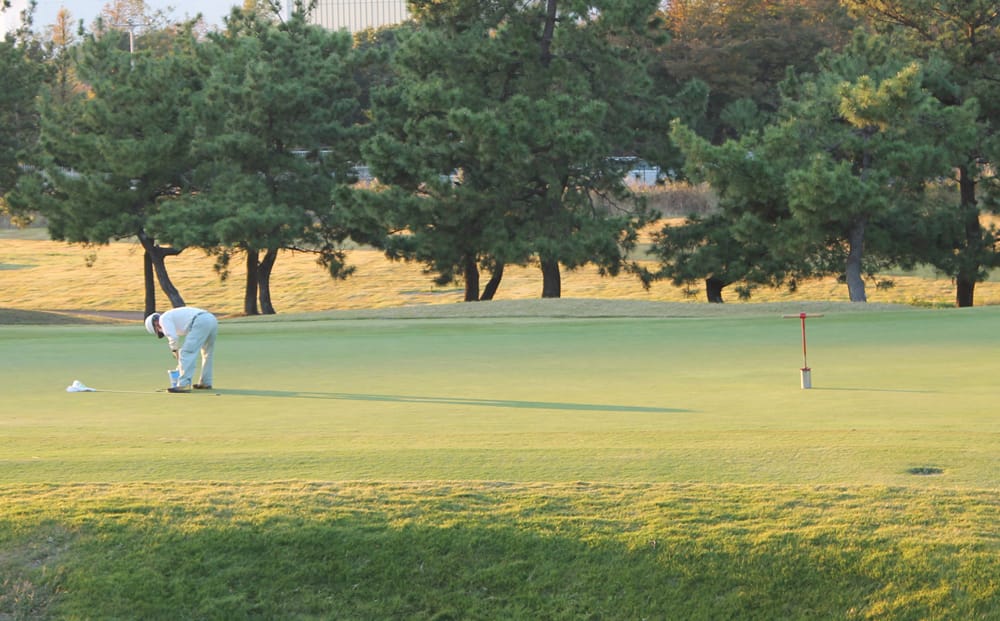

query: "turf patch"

left=907, top=466, right=944, bottom=476
left=0, top=309, right=109, bottom=325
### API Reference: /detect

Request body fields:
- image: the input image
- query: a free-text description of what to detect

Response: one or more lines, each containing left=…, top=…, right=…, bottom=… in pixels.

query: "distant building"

left=2, top=0, right=29, bottom=35
left=305, top=0, right=408, bottom=32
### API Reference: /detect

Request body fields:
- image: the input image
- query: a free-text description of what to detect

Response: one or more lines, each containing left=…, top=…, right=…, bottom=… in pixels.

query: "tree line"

left=1, top=0, right=998, bottom=314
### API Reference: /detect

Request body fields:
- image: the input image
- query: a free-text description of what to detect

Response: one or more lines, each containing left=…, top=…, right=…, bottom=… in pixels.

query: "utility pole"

left=113, top=18, right=149, bottom=65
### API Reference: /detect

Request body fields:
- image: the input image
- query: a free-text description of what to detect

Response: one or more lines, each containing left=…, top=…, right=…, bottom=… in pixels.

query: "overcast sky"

left=30, top=0, right=240, bottom=30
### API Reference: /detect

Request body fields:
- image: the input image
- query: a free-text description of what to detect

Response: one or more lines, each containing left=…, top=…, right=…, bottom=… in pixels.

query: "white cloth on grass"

left=66, top=380, right=96, bottom=392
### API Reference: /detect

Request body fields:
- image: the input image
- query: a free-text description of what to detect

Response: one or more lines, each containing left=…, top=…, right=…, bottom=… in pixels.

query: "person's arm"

left=160, top=314, right=181, bottom=353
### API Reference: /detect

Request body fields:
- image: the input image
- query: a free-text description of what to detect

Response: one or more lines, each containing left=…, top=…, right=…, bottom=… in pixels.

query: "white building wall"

left=307, top=0, right=408, bottom=32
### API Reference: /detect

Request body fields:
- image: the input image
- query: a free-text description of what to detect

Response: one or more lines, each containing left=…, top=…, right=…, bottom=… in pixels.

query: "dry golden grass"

left=632, top=180, right=719, bottom=218
left=6, top=183, right=997, bottom=316
left=2, top=234, right=1000, bottom=317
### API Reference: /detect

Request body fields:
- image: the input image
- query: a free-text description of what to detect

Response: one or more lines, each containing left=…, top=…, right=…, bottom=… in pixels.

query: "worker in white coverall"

left=144, top=307, right=218, bottom=393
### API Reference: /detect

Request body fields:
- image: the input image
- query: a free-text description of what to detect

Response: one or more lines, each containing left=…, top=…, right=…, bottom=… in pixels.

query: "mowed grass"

left=3, top=308, right=1000, bottom=486
left=2, top=304, right=999, bottom=619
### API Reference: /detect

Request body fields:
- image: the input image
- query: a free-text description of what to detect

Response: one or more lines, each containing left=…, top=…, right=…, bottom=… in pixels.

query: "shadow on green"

left=217, top=388, right=690, bottom=413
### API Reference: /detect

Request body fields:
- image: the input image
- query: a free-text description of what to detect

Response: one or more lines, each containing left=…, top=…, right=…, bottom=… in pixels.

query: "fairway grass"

left=2, top=304, right=999, bottom=618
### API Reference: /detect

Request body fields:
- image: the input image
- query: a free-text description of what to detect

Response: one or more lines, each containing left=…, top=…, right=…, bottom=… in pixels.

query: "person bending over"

left=145, top=307, right=218, bottom=393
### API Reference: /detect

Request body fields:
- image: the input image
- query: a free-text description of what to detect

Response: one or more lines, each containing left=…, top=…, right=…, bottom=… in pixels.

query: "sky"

left=29, top=0, right=240, bottom=30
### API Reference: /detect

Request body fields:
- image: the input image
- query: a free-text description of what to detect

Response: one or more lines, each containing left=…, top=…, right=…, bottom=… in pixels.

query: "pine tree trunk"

left=144, top=251, right=156, bottom=315
left=244, top=249, right=259, bottom=316
left=955, top=166, right=980, bottom=308
left=464, top=255, right=480, bottom=302
left=540, top=0, right=558, bottom=67
left=138, top=232, right=185, bottom=308
left=845, top=217, right=867, bottom=302
left=538, top=2, right=561, bottom=300
left=481, top=263, right=504, bottom=301
left=845, top=142, right=872, bottom=304
left=705, top=277, right=725, bottom=303
left=258, top=248, right=278, bottom=315
left=956, top=278, right=975, bottom=308
left=541, top=258, right=561, bottom=298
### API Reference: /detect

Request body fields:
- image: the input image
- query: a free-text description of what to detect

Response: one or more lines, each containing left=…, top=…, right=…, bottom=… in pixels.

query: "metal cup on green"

left=167, top=369, right=180, bottom=388
left=800, top=368, right=812, bottom=389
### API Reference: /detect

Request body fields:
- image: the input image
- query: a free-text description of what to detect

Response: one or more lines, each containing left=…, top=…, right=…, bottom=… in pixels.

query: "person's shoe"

left=167, top=384, right=192, bottom=393
left=193, top=383, right=213, bottom=390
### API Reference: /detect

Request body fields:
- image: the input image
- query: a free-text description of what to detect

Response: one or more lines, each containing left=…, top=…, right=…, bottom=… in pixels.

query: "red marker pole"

left=782, top=313, right=824, bottom=389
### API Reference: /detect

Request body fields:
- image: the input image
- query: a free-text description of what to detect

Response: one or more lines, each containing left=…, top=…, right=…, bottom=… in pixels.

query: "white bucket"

left=800, top=368, right=812, bottom=389
left=167, top=369, right=180, bottom=388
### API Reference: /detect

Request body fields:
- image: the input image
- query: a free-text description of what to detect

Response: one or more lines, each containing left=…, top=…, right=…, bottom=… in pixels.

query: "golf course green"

left=1, top=301, right=997, bottom=619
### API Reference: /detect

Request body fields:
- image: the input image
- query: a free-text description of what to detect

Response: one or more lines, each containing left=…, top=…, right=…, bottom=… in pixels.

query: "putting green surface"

left=2, top=304, right=998, bottom=488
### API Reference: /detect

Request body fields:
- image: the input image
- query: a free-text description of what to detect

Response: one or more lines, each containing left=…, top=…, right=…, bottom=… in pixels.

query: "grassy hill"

left=4, top=232, right=1000, bottom=322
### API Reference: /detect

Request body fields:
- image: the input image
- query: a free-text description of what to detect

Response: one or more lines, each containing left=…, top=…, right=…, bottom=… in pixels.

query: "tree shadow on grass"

left=24, top=484, right=977, bottom=620
left=216, top=389, right=690, bottom=413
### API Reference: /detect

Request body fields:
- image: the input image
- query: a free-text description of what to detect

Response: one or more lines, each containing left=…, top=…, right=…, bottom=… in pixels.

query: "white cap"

left=144, top=313, right=161, bottom=336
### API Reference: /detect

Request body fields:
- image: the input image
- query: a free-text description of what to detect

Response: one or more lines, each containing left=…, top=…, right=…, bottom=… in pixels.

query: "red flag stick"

left=782, top=313, right=824, bottom=388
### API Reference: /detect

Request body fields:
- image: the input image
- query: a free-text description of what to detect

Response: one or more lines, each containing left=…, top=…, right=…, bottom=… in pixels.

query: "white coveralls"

left=157, top=307, right=218, bottom=388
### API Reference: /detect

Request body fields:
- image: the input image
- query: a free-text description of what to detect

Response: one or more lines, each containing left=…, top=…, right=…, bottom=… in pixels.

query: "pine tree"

left=355, top=0, right=666, bottom=300
left=657, top=31, right=973, bottom=302
left=843, top=0, right=1000, bottom=306
left=10, top=21, right=203, bottom=313
left=149, top=5, right=365, bottom=314
left=0, top=31, right=46, bottom=219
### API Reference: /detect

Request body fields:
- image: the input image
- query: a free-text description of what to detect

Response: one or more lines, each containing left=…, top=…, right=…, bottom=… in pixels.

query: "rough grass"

left=3, top=235, right=1000, bottom=322
left=0, top=304, right=145, bottom=325
left=2, top=482, right=997, bottom=620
